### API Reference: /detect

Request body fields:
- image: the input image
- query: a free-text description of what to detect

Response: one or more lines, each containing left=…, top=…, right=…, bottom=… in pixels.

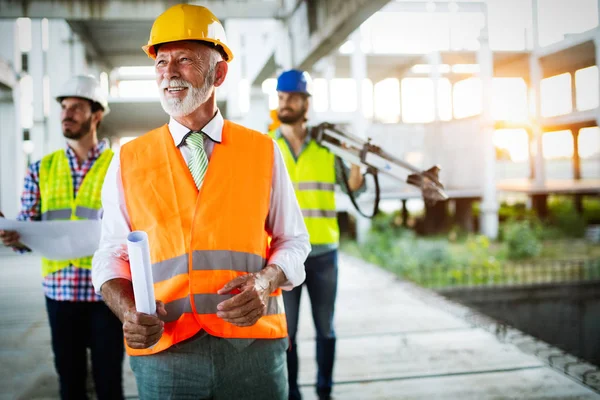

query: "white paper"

left=0, top=219, right=101, bottom=260
left=127, top=231, right=156, bottom=315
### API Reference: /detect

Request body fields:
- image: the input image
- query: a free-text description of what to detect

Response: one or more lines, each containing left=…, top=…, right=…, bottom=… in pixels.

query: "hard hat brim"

left=142, top=39, right=234, bottom=62
left=55, top=96, right=110, bottom=116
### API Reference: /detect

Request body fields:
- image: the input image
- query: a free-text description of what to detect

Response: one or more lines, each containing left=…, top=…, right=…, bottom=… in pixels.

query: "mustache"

left=280, top=108, right=294, bottom=113
left=62, top=119, right=77, bottom=123
left=160, top=79, right=192, bottom=89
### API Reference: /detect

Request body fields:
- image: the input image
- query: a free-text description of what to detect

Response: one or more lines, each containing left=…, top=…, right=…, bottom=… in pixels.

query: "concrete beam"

left=0, top=57, right=17, bottom=90
left=104, top=53, right=152, bottom=68
left=290, top=0, right=390, bottom=71
left=67, top=21, right=112, bottom=71
left=0, top=0, right=283, bottom=19
left=252, top=53, right=277, bottom=85
left=382, top=1, right=485, bottom=13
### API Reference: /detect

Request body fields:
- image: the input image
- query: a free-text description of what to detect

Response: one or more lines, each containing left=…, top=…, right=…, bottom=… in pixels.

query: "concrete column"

left=46, top=20, right=75, bottom=152
left=428, top=52, right=442, bottom=173
left=428, top=51, right=442, bottom=122
left=241, top=86, right=270, bottom=132
left=570, top=71, right=577, bottom=113
left=0, top=20, right=24, bottom=218
left=350, top=29, right=371, bottom=243
left=447, top=78, right=455, bottom=120
left=595, top=29, right=600, bottom=127
left=70, top=32, right=88, bottom=76
left=29, top=19, right=47, bottom=161
left=224, top=20, right=243, bottom=121
left=572, top=129, right=581, bottom=180
left=477, top=8, right=499, bottom=240
left=527, top=127, right=535, bottom=179
left=323, top=55, right=336, bottom=114
left=351, top=30, right=368, bottom=139
left=572, top=127, right=584, bottom=213
left=530, top=0, right=546, bottom=187
left=398, top=75, right=403, bottom=121
left=275, top=21, right=293, bottom=71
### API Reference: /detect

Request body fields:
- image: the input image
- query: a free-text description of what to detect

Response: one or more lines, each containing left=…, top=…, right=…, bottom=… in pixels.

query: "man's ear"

left=92, top=110, right=104, bottom=128
left=213, top=61, right=228, bottom=87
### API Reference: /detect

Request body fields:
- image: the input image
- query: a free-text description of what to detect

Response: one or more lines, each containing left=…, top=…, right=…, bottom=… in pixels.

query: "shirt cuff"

left=91, top=251, right=132, bottom=295
left=268, top=250, right=307, bottom=291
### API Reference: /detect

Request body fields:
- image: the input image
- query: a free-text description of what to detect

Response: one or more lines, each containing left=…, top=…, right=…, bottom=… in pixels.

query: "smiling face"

left=154, top=41, right=221, bottom=117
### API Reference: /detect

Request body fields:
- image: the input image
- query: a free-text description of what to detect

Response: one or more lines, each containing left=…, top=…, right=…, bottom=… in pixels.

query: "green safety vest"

left=38, top=148, right=114, bottom=277
left=269, top=130, right=339, bottom=245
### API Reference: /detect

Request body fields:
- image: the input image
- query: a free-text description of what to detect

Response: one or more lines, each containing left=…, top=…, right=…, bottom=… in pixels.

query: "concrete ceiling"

left=0, top=57, right=16, bottom=90
left=0, top=0, right=286, bottom=69
left=0, top=0, right=284, bottom=20
left=68, top=20, right=152, bottom=69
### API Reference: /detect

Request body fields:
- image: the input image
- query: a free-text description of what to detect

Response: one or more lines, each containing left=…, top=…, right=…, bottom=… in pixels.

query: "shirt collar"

left=170, top=109, right=223, bottom=148
left=275, top=126, right=312, bottom=145
left=65, top=138, right=109, bottom=161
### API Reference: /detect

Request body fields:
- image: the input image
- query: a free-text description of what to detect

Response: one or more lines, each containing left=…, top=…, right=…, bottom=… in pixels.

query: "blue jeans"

left=130, top=333, right=288, bottom=400
left=283, top=250, right=338, bottom=400
left=45, top=297, right=125, bottom=400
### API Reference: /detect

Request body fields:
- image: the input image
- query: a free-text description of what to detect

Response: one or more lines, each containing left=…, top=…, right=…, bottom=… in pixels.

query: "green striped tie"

left=186, top=132, right=209, bottom=190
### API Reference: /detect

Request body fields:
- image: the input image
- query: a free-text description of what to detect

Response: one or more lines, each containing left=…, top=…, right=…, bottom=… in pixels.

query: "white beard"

left=158, top=76, right=213, bottom=117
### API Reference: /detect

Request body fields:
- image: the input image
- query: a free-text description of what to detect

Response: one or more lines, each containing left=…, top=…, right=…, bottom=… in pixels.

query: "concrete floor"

left=0, top=247, right=599, bottom=400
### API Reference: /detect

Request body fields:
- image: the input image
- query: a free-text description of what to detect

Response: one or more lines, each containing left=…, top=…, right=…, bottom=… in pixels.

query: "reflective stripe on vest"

left=121, top=121, right=285, bottom=356
left=269, top=131, right=339, bottom=245
left=38, top=149, right=113, bottom=277
left=41, top=206, right=101, bottom=221
left=162, top=294, right=284, bottom=323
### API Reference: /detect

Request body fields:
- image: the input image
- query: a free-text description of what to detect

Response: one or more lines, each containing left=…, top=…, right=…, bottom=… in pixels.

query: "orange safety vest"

left=120, top=121, right=287, bottom=356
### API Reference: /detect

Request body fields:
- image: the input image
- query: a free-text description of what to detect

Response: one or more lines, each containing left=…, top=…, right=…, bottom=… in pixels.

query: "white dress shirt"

left=92, top=110, right=310, bottom=294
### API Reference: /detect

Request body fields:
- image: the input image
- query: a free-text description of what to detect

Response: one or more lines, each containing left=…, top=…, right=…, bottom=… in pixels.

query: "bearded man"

left=0, top=74, right=125, bottom=400
left=268, top=69, right=366, bottom=400
left=92, top=4, right=310, bottom=400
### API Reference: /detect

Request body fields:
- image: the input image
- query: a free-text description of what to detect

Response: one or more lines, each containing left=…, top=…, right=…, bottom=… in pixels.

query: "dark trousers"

left=45, top=297, right=125, bottom=400
left=283, top=250, right=338, bottom=400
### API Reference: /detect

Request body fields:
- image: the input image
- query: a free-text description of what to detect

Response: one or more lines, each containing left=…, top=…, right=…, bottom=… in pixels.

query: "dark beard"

left=63, top=116, right=92, bottom=140
left=278, top=105, right=307, bottom=124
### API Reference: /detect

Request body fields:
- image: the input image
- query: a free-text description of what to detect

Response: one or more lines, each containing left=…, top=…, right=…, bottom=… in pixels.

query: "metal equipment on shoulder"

left=310, top=122, right=449, bottom=219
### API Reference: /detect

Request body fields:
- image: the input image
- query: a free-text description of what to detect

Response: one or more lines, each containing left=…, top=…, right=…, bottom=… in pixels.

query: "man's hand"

left=0, top=229, right=21, bottom=247
left=0, top=211, right=29, bottom=250
left=101, top=278, right=167, bottom=349
left=122, top=301, right=167, bottom=349
left=348, top=164, right=364, bottom=192
left=216, top=264, right=286, bottom=327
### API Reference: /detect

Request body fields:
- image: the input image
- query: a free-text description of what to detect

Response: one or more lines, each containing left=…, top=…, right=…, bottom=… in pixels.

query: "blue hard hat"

left=276, top=69, right=312, bottom=96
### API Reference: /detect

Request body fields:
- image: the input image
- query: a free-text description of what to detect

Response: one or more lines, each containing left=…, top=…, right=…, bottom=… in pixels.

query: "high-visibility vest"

left=269, top=130, right=339, bottom=245
left=120, top=121, right=287, bottom=356
left=39, top=148, right=113, bottom=277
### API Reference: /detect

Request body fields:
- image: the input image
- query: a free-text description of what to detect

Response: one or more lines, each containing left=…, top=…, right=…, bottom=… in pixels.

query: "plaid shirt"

left=17, top=140, right=109, bottom=301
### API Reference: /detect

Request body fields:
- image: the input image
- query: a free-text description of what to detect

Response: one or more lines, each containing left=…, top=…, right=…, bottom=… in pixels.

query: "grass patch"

left=341, top=209, right=600, bottom=288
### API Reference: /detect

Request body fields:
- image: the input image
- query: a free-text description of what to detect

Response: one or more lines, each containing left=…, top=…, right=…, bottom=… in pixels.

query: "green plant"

left=503, top=221, right=542, bottom=260
left=548, top=197, right=587, bottom=238
left=583, top=198, right=600, bottom=223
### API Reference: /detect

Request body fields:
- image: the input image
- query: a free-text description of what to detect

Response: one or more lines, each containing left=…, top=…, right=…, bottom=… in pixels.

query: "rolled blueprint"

left=127, top=231, right=156, bottom=315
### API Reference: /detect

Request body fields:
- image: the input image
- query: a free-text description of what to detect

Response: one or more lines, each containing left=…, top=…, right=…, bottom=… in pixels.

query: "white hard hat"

left=55, top=75, right=110, bottom=116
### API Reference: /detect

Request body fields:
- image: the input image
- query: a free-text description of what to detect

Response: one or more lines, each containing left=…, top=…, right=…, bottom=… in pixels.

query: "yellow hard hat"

left=142, top=4, right=234, bottom=62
